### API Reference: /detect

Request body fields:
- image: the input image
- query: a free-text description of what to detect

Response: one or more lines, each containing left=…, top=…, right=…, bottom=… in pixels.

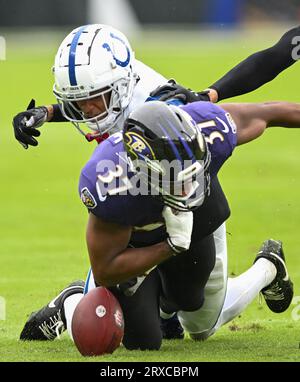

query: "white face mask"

left=131, top=158, right=211, bottom=212
left=56, top=78, right=133, bottom=137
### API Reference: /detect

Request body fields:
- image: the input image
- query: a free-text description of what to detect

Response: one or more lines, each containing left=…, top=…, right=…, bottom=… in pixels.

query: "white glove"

left=162, top=206, right=193, bottom=255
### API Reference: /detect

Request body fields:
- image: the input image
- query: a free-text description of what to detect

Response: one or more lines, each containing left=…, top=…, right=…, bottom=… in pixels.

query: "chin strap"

left=85, top=132, right=110, bottom=144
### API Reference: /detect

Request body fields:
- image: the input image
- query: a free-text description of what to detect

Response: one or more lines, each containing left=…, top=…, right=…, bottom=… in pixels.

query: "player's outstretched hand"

left=163, top=206, right=193, bottom=254
left=150, top=79, right=210, bottom=104
left=13, top=99, right=48, bottom=149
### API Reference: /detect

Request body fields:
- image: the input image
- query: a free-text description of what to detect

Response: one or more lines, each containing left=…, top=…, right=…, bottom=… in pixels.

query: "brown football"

left=72, top=287, right=124, bottom=356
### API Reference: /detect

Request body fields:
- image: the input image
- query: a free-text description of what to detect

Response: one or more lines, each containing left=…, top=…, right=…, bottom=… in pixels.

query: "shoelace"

left=38, top=310, right=65, bottom=340
left=263, top=282, right=285, bottom=301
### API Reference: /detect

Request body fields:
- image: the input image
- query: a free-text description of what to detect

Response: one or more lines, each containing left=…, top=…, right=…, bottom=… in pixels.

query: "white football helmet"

left=53, top=24, right=137, bottom=138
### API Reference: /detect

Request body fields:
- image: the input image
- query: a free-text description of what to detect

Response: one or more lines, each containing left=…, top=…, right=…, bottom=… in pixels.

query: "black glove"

left=13, top=99, right=48, bottom=149
left=150, top=79, right=210, bottom=104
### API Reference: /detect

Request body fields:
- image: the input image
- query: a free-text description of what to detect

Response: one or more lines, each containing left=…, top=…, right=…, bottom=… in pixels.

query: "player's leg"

left=158, top=225, right=294, bottom=342
left=20, top=280, right=85, bottom=340
left=180, top=223, right=274, bottom=340
left=83, top=268, right=162, bottom=350
left=214, top=239, right=294, bottom=331
left=177, top=223, right=228, bottom=340
left=158, top=230, right=216, bottom=320
left=212, top=260, right=276, bottom=331
left=159, top=221, right=227, bottom=341
left=20, top=268, right=162, bottom=349
left=185, top=238, right=294, bottom=340
left=63, top=269, right=98, bottom=340
left=110, top=270, right=162, bottom=350
left=159, top=175, right=230, bottom=340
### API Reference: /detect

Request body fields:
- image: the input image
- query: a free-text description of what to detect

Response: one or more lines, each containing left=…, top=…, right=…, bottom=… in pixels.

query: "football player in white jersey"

left=13, top=24, right=300, bottom=148
left=16, top=24, right=295, bottom=343
left=13, top=24, right=172, bottom=148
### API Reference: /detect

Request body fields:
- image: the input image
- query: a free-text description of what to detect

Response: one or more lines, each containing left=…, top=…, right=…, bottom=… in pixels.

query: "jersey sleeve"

left=78, top=141, right=163, bottom=227
left=182, top=102, right=237, bottom=177
left=79, top=163, right=106, bottom=218
left=79, top=161, right=133, bottom=226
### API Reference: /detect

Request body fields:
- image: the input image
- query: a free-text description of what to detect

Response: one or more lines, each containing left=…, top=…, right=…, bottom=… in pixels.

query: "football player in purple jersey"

left=76, top=100, right=295, bottom=349
left=21, top=100, right=296, bottom=349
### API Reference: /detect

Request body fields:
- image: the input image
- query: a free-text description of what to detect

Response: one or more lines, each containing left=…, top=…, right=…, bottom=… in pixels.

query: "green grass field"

left=0, top=30, right=300, bottom=362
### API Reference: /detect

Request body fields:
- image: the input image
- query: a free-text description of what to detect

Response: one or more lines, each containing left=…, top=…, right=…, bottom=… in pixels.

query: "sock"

left=214, top=258, right=276, bottom=330
left=63, top=293, right=83, bottom=341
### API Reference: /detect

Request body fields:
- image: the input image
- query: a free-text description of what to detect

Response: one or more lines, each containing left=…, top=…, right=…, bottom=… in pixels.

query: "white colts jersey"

left=112, top=60, right=168, bottom=133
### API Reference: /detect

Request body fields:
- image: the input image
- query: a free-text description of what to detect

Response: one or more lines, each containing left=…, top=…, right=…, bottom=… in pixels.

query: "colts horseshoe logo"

left=102, top=32, right=131, bottom=67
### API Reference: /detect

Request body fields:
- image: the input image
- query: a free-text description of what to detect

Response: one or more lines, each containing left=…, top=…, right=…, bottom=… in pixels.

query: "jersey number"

left=97, top=164, right=133, bottom=198
left=196, top=120, right=224, bottom=145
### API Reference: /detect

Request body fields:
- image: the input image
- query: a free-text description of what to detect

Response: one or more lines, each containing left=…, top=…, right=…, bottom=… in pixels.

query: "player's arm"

left=45, top=104, right=68, bottom=122
left=86, top=203, right=193, bottom=287
left=151, top=27, right=300, bottom=104
left=86, top=213, right=169, bottom=287
left=221, top=101, right=300, bottom=146
left=211, top=26, right=299, bottom=102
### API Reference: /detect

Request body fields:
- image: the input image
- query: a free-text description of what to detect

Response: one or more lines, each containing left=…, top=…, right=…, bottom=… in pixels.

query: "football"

left=72, top=287, right=124, bottom=356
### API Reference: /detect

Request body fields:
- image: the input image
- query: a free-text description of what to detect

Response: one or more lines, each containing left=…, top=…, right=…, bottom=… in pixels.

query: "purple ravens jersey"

left=79, top=102, right=236, bottom=246
left=182, top=102, right=237, bottom=177
left=79, top=132, right=166, bottom=246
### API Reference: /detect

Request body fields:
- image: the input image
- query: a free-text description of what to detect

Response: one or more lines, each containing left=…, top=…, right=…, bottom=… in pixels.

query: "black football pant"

left=110, top=233, right=216, bottom=350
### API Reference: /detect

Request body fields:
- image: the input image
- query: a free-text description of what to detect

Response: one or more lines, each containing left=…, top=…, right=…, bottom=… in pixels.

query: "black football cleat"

left=160, top=313, right=184, bottom=340
left=20, top=280, right=85, bottom=341
left=254, top=239, right=294, bottom=313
